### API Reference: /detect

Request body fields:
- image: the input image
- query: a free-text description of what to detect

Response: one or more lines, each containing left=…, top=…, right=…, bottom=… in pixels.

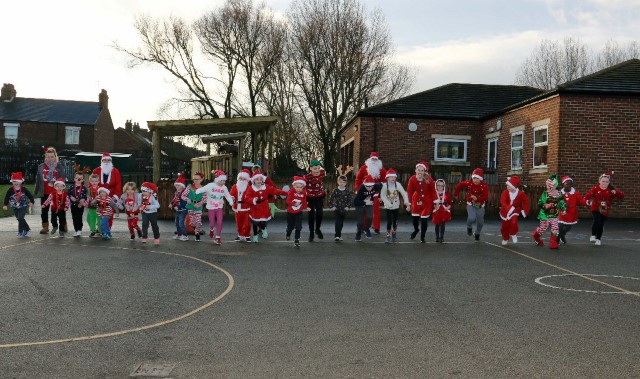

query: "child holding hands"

left=196, top=170, right=234, bottom=245
left=170, top=174, right=188, bottom=241
left=68, top=172, right=89, bottom=237
left=432, top=179, right=452, bottom=243
left=91, top=187, right=119, bottom=240
left=499, top=176, right=530, bottom=245
left=140, top=182, right=161, bottom=244
left=584, top=172, right=624, bottom=246
left=119, top=182, right=144, bottom=240
left=286, top=176, right=310, bottom=247
left=41, top=178, right=70, bottom=237
left=328, top=172, right=354, bottom=242
left=380, top=168, right=409, bottom=243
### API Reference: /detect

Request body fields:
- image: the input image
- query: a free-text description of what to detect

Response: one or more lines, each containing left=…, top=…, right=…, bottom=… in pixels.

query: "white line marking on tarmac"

left=535, top=274, right=640, bottom=294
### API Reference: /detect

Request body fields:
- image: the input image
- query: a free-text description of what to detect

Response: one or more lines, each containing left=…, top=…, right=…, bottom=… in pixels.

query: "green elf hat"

left=310, top=159, right=322, bottom=168
left=546, top=174, right=559, bottom=188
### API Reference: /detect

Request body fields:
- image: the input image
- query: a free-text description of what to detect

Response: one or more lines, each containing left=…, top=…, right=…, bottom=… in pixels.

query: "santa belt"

left=126, top=210, right=140, bottom=217
left=467, top=201, right=485, bottom=207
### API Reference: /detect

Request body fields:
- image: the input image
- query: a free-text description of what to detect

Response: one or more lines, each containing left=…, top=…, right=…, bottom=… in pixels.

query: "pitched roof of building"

left=558, top=58, right=640, bottom=94
left=356, top=84, right=544, bottom=121
left=0, top=97, right=102, bottom=125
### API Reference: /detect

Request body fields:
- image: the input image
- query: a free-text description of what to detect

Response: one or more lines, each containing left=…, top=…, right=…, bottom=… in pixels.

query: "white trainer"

left=501, top=240, right=508, bottom=245
left=595, top=239, right=601, bottom=246
left=589, top=235, right=596, bottom=242
left=511, top=235, right=518, bottom=243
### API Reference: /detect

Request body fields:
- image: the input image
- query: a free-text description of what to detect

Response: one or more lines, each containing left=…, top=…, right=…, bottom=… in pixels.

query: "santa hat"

left=363, top=175, right=376, bottom=186
left=237, top=169, right=251, bottom=180
left=385, top=168, right=397, bottom=178
left=292, top=176, right=306, bottom=186
left=506, top=176, right=521, bottom=189
left=101, top=152, right=112, bottom=161
left=471, top=168, right=484, bottom=181
left=369, top=152, right=380, bottom=160
left=174, top=173, right=186, bottom=188
left=213, top=169, right=227, bottom=183
left=600, top=171, right=614, bottom=180
left=546, top=174, right=559, bottom=188
left=10, top=172, right=24, bottom=183
left=561, top=176, right=573, bottom=184
left=416, top=161, right=429, bottom=171
left=54, top=177, right=66, bottom=187
left=251, top=171, right=266, bottom=182
left=98, top=187, right=110, bottom=195
left=141, top=181, right=157, bottom=194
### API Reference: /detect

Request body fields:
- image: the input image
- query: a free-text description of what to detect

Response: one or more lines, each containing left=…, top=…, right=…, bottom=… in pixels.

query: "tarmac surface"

left=0, top=209, right=639, bottom=378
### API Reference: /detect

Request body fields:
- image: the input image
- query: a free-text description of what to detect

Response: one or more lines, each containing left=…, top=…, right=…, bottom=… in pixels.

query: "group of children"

left=3, top=163, right=624, bottom=248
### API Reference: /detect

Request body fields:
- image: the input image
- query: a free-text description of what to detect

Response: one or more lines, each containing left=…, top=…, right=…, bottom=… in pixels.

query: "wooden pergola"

left=147, top=116, right=279, bottom=182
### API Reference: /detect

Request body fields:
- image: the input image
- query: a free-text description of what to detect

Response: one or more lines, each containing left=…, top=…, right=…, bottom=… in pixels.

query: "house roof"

left=355, top=84, right=544, bottom=121
left=558, top=58, right=640, bottom=94
left=0, top=97, right=102, bottom=125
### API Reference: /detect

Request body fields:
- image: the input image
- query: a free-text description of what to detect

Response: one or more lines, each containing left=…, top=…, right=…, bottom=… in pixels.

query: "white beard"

left=101, top=162, right=113, bottom=175
left=365, top=158, right=382, bottom=179
left=236, top=180, right=248, bottom=193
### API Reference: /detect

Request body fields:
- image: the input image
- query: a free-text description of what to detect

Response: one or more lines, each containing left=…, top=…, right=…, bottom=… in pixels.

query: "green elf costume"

left=533, top=174, right=566, bottom=249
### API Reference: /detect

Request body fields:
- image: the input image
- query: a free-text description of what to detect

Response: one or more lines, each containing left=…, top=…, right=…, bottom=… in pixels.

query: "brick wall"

left=345, top=116, right=483, bottom=173
left=5, top=121, right=96, bottom=152
left=93, top=108, right=114, bottom=152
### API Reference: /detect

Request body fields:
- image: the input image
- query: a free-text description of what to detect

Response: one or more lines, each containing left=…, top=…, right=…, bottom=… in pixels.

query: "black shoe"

left=560, top=235, right=567, bottom=244
left=374, top=229, right=380, bottom=234
left=130, top=234, right=135, bottom=240
left=410, top=230, right=418, bottom=240
left=286, top=234, right=291, bottom=241
left=315, top=229, right=323, bottom=239
left=474, top=233, right=480, bottom=241
left=137, top=229, right=142, bottom=238
left=195, top=234, right=201, bottom=242
left=420, top=239, right=426, bottom=243
left=308, top=234, right=314, bottom=242
left=294, top=239, right=300, bottom=247
left=467, top=227, right=473, bottom=236
left=90, top=231, right=97, bottom=238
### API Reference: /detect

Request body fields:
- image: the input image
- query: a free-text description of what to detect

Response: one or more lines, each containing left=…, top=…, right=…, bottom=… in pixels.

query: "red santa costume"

left=92, top=152, right=122, bottom=227
left=584, top=172, right=624, bottom=245
left=406, top=161, right=437, bottom=241
left=557, top=176, right=587, bottom=244
left=432, top=180, right=452, bottom=225
left=453, top=168, right=490, bottom=239
left=245, top=171, right=287, bottom=241
left=499, top=176, right=530, bottom=245
left=355, top=152, right=386, bottom=232
left=230, top=169, right=252, bottom=242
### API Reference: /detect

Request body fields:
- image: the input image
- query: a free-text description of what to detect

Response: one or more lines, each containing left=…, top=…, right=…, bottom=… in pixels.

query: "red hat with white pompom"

left=213, top=170, right=227, bottom=183
left=471, top=168, right=484, bottom=181
left=141, top=182, right=157, bottom=194
left=385, top=168, right=397, bottom=178
left=10, top=172, right=24, bottom=183
left=174, top=173, right=186, bottom=188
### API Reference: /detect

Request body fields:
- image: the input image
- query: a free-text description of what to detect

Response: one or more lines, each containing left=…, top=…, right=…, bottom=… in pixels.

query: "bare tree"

left=288, top=0, right=412, bottom=169
left=515, top=37, right=592, bottom=90
left=114, top=15, right=222, bottom=118
left=594, top=40, right=640, bottom=70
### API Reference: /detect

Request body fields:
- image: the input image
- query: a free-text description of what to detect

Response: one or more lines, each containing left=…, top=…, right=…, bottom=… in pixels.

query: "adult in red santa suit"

left=230, top=169, right=252, bottom=242
left=355, top=152, right=387, bottom=233
left=92, top=152, right=122, bottom=227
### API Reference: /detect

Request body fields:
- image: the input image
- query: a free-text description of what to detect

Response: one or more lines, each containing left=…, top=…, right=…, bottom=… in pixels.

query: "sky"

left=2, top=0, right=639, bottom=131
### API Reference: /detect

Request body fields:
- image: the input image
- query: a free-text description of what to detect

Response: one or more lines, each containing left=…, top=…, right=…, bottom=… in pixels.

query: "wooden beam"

left=152, top=129, right=161, bottom=183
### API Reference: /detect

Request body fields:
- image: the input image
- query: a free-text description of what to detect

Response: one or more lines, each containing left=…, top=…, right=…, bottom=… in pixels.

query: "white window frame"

left=532, top=125, right=548, bottom=168
left=487, top=137, right=498, bottom=170
left=3, top=122, right=19, bottom=140
left=65, top=126, right=81, bottom=145
left=434, top=138, right=467, bottom=162
left=511, top=131, right=524, bottom=171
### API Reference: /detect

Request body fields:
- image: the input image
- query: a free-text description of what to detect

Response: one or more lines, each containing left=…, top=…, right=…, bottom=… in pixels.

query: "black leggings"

left=252, top=220, right=267, bottom=235
left=412, top=216, right=429, bottom=240
left=591, top=211, right=607, bottom=239
left=386, top=209, right=399, bottom=232
left=307, top=196, right=325, bottom=233
left=435, top=223, right=446, bottom=239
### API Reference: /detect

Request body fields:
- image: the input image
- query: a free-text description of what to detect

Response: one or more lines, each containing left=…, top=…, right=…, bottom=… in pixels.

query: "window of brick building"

left=533, top=125, right=548, bottom=167
left=3, top=122, right=19, bottom=140
left=511, top=131, right=523, bottom=170
left=435, top=139, right=467, bottom=162
left=487, top=137, right=498, bottom=169
left=340, top=139, right=354, bottom=167
left=65, top=126, right=81, bottom=145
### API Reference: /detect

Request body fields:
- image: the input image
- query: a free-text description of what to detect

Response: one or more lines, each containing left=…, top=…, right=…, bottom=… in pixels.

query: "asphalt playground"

left=0, top=209, right=639, bottom=378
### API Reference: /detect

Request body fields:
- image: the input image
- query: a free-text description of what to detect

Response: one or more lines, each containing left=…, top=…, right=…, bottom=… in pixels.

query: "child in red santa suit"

left=246, top=171, right=287, bottom=243
left=355, top=152, right=386, bottom=234
left=558, top=176, right=587, bottom=244
left=230, top=169, right=252, bottom=242
left=454, top=168, right=489, bottom=241
left=41, top=178, right=70, bottom=238
left=584, top=172, right=624, bottom=246
left=406, top=161, right=437, bottom=243
left=432, top=179, right=452, bottom=243
left=499, top=176, right=530, bottom=245
left=286, top=176, right=310, bottom=247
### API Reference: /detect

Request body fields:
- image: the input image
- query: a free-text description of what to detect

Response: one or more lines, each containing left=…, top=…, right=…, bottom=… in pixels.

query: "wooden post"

left=152, top=129, right=161, bottom=183
left=237, top=135, right=245, bottom=177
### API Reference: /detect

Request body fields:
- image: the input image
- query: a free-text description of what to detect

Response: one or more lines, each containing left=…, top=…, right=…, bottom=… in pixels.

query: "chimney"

left=125, top=120, right=133, bottom=132
left=99, top=89, right=108, bottom=109
left=1, top=83, right=17, bottom=102
left=133, top=122, right=140, bottom=133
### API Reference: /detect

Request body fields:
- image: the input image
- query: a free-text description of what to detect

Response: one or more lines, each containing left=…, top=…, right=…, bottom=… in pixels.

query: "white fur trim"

left=472, top=174, right=483, bottom=180
left=237, top=172, right=251, bottom=180
left=98, top=187, right=110, bottom=195
left=292, top=179, right=306, bottom=186
left=416, top=163, right=427, bottom=170
left=214, top=174, right=227, bottom=182
left=54, top=179, right=65, bottom=186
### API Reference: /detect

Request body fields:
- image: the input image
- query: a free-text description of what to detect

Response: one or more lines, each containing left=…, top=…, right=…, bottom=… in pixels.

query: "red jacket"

left=230, top=184, right=251, bottom=212
left=559, top=188, right=587, bottom=224
left=355, top=165, right=387, bottom=188
left=246, top=184, right=287, bottom=221
left=454, top=180, right=489, bottom=207
left=584, top=185, right=624, bottom=217
left=286, top=189, right=308, bottom=214
left=406, top=174, right=437, bottom=217
left=499, top=189, right=530, bottom=221
left=92, top=166, right=123, bottom=199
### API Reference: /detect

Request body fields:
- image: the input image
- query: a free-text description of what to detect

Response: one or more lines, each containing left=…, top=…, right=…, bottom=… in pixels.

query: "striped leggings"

left=188, top=210, right=203, bottom=234
left=537, top=218, right=559, bottom=236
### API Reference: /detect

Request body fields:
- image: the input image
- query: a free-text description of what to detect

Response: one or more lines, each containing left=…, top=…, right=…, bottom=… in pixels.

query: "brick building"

left=340, top=59, right=640, bottom=217
left=0, top=83, right=114, bottom=152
